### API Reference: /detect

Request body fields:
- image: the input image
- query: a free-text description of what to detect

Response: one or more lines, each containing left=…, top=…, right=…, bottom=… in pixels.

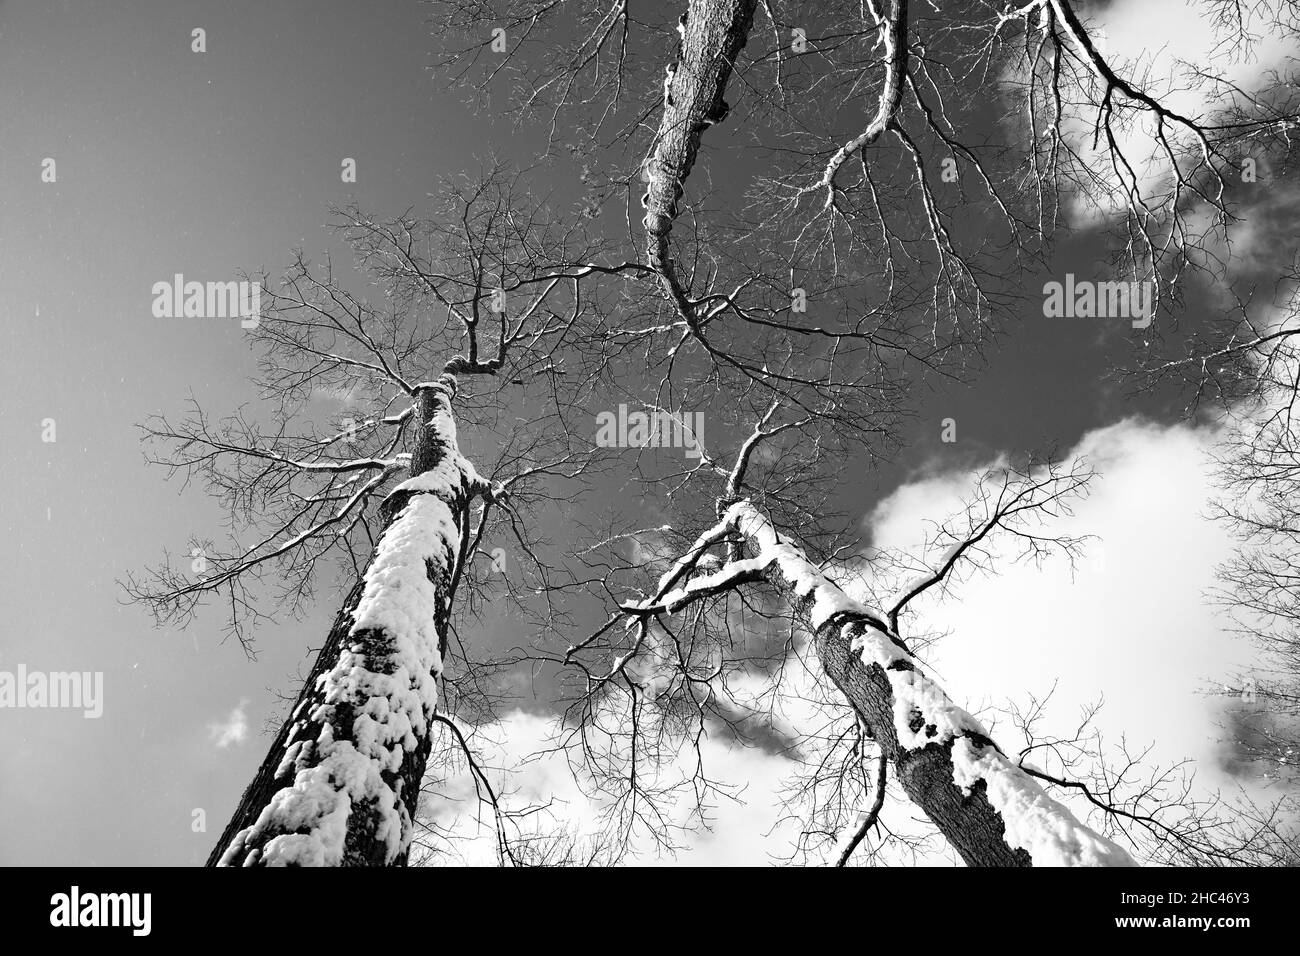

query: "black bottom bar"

left=5, top=865, right=1289, bottom=941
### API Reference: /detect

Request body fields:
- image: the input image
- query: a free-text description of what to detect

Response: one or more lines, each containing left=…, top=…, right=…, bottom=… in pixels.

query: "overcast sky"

left=0, top=0, right=1293, bottom=866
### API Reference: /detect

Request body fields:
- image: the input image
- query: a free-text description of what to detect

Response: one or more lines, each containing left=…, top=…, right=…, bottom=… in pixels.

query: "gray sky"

left=0, top=0, right=1291, bottom=866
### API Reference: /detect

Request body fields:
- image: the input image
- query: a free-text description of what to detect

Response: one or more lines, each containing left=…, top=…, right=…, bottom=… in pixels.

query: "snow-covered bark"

left=651, top=500, right=1137, bottom=866
left=642, top=0, right=757, bottom=318
left=210, top=377, right=486, bottom=866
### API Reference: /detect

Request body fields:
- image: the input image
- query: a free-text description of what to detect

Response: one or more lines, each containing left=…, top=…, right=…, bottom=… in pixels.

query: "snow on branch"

left=800, top=0, right=908, bottom=212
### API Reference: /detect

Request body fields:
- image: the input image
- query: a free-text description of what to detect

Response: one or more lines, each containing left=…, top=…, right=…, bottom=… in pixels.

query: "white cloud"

left=207, top=699, right=250, bottom=749
left=1098, top=0, right=1293, bottom=99
left=867, top=417, right=1242, bottom=778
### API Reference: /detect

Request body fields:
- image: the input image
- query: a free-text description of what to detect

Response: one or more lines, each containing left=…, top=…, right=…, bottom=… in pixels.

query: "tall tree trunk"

left=728, top=502, right=1136, bottom=866
left=209, top=377, right=481, bottom=866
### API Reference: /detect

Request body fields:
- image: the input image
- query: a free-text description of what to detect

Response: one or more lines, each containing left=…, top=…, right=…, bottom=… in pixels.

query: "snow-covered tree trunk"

left=209, top=376, right=485, bottom=866
left=723, top=501, right=1137, bottom=866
